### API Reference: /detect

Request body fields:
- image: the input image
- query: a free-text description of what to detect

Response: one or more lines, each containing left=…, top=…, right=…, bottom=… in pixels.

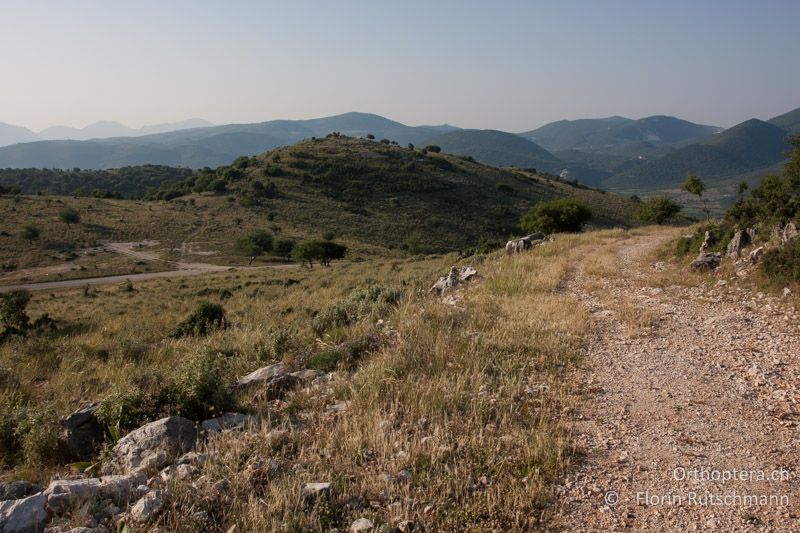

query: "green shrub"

left=306, top=335, right=380, bottom=372
left=635, top=196, right=683, bottom=224
left=312, top=285, right=402, bottom=335
left=674, top=224, right=735, bottom=257
left=172, top=351, right=235, bottom=420
left=761, top=238, right=800, bottom=285
left=174, top=302, right=228, bottom=337
left=521, top=198, right=592, bottom=233
left=58, top=207, right=81, bottom=224
left=0, top=289, right=31, bottom=334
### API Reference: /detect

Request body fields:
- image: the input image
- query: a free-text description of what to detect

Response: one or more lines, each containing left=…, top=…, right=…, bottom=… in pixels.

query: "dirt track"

left=551, top=231, right=800, bottom=531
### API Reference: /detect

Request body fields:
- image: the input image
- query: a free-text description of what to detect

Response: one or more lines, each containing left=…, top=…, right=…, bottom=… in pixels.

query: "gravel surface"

left=550, top=233, right=800, bottom=531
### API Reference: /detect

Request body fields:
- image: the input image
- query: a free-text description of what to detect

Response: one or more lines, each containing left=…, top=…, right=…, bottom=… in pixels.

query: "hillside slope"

left=217, top=136, right=635, bottom=251
left=768, top=106, right=800, bottom=134
left=422, top=129, right=562, bottom=171
left=603, top=119, right=790, bottom=190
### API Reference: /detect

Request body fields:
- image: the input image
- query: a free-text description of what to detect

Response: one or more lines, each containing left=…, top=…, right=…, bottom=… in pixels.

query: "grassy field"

left=0, top=225, right=642, bottom=531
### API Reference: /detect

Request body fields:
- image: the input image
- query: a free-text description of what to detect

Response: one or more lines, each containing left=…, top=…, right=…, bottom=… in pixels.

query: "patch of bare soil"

left=550, top=232, right=800, bottom=531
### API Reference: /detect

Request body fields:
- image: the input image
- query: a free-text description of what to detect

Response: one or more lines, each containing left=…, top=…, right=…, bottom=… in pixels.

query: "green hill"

left=523, top=115, right=719, bottom=153
left=603, top=119, right=791, bottom=190
left=165, top=135, right=636, bottom=252
left=421, top=129, right=562, bottom=172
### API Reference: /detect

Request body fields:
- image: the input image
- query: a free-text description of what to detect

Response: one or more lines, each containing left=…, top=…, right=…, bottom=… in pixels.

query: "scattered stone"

left=327, top=401, right=351, bottom=414
left=430, top=266, right=478, bottom=294
left=129, top=490, right=163, bottom=523
left=0, top=493, right=47, bottom=533
left=690, top=252, right=720, bottom=271
left=201, top=413, right=256, bottom=432
left=783, top=287, right=792, bottom=298
left=175, top=451, right=207, bottom=466
left=748, top=246, right=765, bottom=264
left=783, top=222, right=798, bottom=243
left=235, top=363, right=287, bottom=388
left=301, top=482, right=331, bottom=499
left=396, top=520, right=415, bottom=532
left=289, top=369, right=320, bottom=382
left=159, top=463, right=195, bottom=483
left=0, top=481, right=42, bottom=501
left=350, top=518, right=374, bottom=532
left=59, top=402, right=105, bottom=460
left=101, top=416, right=199, bottom=475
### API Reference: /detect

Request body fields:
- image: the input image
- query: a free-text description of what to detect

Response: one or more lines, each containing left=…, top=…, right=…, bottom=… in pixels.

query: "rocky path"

left=551, top=232, right=800, bottom=531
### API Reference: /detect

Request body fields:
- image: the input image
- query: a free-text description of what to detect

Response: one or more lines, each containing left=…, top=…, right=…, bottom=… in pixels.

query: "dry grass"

left=0, top=229, right=630, bottom=531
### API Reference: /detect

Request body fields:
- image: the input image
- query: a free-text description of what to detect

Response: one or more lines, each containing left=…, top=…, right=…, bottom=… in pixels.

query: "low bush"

left=306, top=335, right=380, bottom=372
left=312, top=285, right=402, bottom=335
left=761, top=238, right=800, bottom=285
left=521, top=198, right=592, bottom=233
left=174, top=303, right=228, bottom=337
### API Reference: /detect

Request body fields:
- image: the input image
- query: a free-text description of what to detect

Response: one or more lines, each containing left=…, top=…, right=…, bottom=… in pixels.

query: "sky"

left=1, top=0, right=799, bottom=132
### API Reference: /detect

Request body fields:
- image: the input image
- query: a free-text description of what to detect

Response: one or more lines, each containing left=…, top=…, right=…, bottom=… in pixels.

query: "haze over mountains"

left=0, top=106, right=797, bottom=202
left=0, top=118, right=214, bottom=146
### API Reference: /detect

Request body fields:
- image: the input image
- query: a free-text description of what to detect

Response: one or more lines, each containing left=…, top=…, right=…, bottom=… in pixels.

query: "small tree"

left=634, top=197, right=682, bottom=224
left=273, top=238, right=295, bottom=261
left=520, top=198, right=592, bottom=234
left=682, top=174, right=708, bottom=220
left=235, top=230, right=273, bottom=264
left=318, top=240, right=347, bottom=266
left=0, top=289, right=31, bottom=334
left=19, top=225, right=40, bottom=244
left=293, top=240, right=324, bottom=268
left=59, top=207, right=81, bottom=224
left=424, top=145, right=442, bottom=153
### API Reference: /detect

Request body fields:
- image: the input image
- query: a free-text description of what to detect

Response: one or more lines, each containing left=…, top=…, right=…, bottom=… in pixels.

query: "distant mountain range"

left=521, top=115, right=722, bottom=153
left=0, top=118, right=214, bottom=147
left=0, top=107, right=797, bottom=203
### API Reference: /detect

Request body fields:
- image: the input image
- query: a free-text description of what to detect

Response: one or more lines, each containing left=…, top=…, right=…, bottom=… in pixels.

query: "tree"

left=292, top=240, right=325, bottom=268
left=682, top=174, right=708, bottom=220
left=292, top=239, right=347, bottom=267
left=366, top=134, right=375, bottom=140
left=520, top=198, right=592, bottom=234
left=19, top=225, right=40, bottom=244
left=273, top=238, right=295, bottom=261
left=424, top=145, right=442, bottom=153
left=634, top=196, right=682, bottom=224
left=0, top=289, right=31, bottom=334
left=234, top=230, right=273, bottom=264
left=58, top=207, right=81, bottom=224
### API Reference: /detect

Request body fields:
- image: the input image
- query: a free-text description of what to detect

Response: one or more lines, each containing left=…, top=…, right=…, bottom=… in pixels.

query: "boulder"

left=690, top=252, right=720, bottom=271
left=44, top=473, right=145, bottom=515
left=101, top=416, right=199, bottom=475
left=0, top=481, right=41, bottom=501
left=506, top=233, right=547, bottom=255
left=430, top=266, right=460, bottom=294
left=725, top=230, right=750, bottom=258
left=129, top=489, right=163, bottom=523
left=430, top=266, right=478, bottom=294
left=0, top=493, right=47, bottom=533
left=201, top=413, right=256, bottom=433
left=236, top=363, right=287, bottom=388
left=59, top=402, right=105, bottom=460
left=783, top=222, right=799, bottom=243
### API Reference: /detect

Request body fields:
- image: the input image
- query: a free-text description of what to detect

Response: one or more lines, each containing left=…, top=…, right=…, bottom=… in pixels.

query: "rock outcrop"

left=690, top=252, right=721, bottom=271
left=505, top=232, right=546, bottom=255
left=101, top=416, right=199, bottom=475
left=0, top=493, right=47, bottom=533
left=430, top=266, right=477, bottom=294
left=59, top=402, right=105, bottom=460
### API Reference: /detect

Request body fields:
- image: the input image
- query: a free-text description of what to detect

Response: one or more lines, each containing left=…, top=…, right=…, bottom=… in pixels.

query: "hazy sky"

left=1, top=0, right=799, bottom=132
